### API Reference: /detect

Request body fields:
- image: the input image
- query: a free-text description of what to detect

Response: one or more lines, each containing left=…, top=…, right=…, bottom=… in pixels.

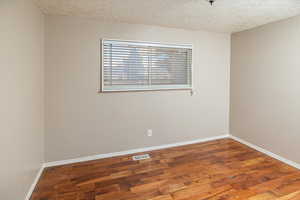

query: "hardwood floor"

left=30, top=139, right=300, bottom=200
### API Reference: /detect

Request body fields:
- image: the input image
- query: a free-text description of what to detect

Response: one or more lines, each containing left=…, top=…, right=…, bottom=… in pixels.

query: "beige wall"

left=0, top=0, right=44, bottom=199
left=45, top=16, right=230, bottom=162
left=231, top=16, right=300, bottom=163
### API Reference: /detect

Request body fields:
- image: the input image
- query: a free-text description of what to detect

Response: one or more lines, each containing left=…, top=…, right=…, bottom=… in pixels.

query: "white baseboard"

left=44, top=134, right=229, bottom=167
left=25, top=164, right=45, bottom=200
left=229, top=134, right=300, bottom=170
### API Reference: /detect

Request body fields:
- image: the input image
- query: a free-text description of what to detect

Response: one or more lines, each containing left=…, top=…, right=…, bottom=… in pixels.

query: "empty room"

left=1, top=0, right=300, bottom=199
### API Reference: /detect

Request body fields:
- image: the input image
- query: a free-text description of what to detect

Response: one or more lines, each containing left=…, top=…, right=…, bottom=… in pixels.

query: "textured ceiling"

left=35, top=0, right=300, bottom=33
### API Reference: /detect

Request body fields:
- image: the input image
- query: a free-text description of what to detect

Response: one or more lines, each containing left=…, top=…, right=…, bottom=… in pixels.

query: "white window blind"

left=101, top=39, right=192, bottom=92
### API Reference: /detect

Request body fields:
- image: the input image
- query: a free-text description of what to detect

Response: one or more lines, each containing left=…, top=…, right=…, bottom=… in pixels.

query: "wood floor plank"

left=274, top=191, right=300, bottom=200
left=248, top=192, right=276, bottom=200
left=30, top=139, right=300, bottom=200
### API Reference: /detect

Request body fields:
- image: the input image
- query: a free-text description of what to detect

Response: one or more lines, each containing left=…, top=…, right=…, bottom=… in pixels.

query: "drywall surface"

left=45, top=16, right=230, bottom=162
left=0, top=0, right=44, bottom=199
left=231, top=15, right=300, bottom=164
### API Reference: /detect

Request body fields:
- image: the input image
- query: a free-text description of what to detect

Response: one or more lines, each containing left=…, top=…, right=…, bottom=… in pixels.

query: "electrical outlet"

left=147, top=129, right=153, bottom=137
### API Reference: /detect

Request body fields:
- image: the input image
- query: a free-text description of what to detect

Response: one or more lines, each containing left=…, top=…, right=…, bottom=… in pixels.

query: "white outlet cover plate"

left=147, top=130, right=153, bottom=136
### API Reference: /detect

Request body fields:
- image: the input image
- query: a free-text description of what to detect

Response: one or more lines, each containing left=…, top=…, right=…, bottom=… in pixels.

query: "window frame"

left=100, top=39, right=193, bottom=93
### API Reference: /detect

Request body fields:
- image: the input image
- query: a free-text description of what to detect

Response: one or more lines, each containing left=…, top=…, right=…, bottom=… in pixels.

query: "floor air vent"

left=132, top=154, right=151, bottom=161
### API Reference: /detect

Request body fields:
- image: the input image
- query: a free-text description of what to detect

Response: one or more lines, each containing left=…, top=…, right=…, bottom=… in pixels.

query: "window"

left=101, top=39, right=192, bottom=92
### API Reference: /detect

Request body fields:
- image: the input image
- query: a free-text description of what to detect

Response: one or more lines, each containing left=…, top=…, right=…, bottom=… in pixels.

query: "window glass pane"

left=102, top=40, right=192, bottom=92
